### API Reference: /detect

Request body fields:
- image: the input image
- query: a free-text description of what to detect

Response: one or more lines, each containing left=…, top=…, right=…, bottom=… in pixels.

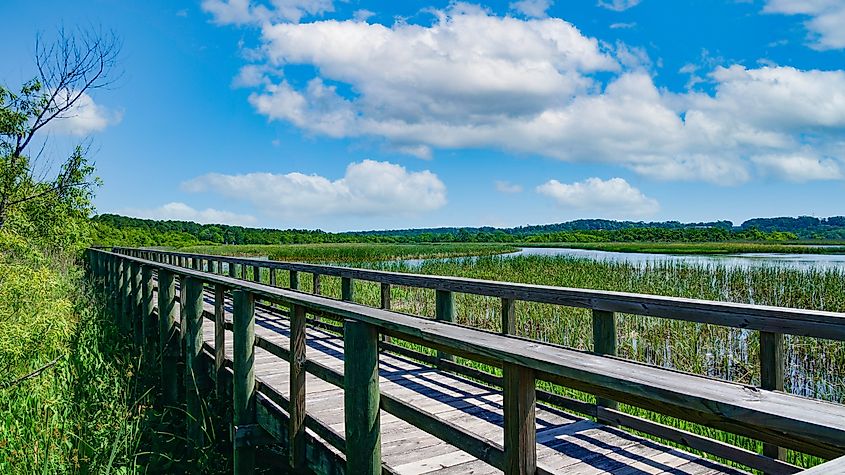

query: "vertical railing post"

left=233, top=290, right=256, bottom=474
left=435, top=290, right=455, bottom=363
left=289, top=304, right=307, bottom=471
left=380, top=283, right=392, bottom=343
left=229, top=261, right=237, bottom=279
left=502, top=298, right=516, bottom=335
left=344, top=319, right=381, bottom=474
left=341, top=276, right=354, bottom=302
left=211, top=260, right=218, bottom=274
left=380, top=283, right=391, bottom=310
left=312, top=274, right=321, bottom=295
left=269, top=268, right=277, bottom=287
left=141, top=265, right=155, bottom=363
left=131, top=262, right=143, bottom=348
left=592, top=309, right=618, bottom=424
left=252, top=265, right=260, bottom=283
left=214, top=284, right=227, bottom=397
left=121, top=258, right=131, bottom=334
left=503, top=363, right=536, bottom=475
left=290, top=270, right=299, bottom=291
left=760, top=331, right=785, bottom=461
left=158, top=269, right=179, bottom=405
left=183, top=276, right=205, bottom=455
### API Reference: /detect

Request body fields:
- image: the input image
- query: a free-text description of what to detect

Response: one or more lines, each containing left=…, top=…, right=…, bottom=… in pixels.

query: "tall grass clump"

left=0, top=231, right=147, bottom=473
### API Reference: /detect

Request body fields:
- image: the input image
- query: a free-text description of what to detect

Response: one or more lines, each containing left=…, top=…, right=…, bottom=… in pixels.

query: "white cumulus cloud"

left=181, top=160, right=447, bottom=218
left=764, top=0, right=845, bottom=50
left=214, top=4, right=845, bottom=185
left=510, top=0, right=553, bottom=18
left=495, top=181, right=524, bottom=193
left=537, top=177, right=659, bottom=217
left=46, top=90, right=122, bottom=136
left=597, top=0, right=641, bottom=12
left=119, top=202, right=258, bottom=226
left=751, top=153, right=843, bottom=182
left=201, top=0, right=334, bottom=25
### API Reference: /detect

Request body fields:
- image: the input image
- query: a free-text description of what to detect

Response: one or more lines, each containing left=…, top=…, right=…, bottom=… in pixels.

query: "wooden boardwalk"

left=190, top=290, right=745, bottom=475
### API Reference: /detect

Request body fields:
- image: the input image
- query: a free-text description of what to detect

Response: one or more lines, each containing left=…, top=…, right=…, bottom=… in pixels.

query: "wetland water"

left=400, top=246, right=845, bottom=270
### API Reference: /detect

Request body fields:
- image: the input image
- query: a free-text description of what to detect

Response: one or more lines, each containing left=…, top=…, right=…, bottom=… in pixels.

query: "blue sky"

left=2, top=0, right=844, bottom=231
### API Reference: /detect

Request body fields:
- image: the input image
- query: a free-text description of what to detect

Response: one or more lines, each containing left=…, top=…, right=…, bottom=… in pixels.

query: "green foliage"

left=0, top=239, right=142, bottom=473
left=93, top=213, right=816, bottom=248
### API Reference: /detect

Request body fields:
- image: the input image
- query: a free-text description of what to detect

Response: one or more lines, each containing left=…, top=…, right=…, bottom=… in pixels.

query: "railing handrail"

left=97, top=247, right=845, bottom=454
left=112, top=246, right=845, bottom=341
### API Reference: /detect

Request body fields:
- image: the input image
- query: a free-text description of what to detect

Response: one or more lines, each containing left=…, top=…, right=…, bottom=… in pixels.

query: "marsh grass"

left=181, top=242, right=517, bottom=263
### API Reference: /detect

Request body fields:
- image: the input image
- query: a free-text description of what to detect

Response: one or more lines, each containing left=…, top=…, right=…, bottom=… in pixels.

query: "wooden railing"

left=88, top=247, right=845, bottom=474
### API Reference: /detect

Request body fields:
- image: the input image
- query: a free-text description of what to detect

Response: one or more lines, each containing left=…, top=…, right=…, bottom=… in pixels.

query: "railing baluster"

left=252, top=265, right=260, bottom=283
left=183, top=276, right=205, bottom=454
left=313, top=273, right=321, bottom=295
left=435, top=290, right=455, bottom=363
left=214, top=284, right=226, bottom=397
left=341, top=276, right=354, bottom=302
left=158, top=269, right=179, bottom=406
left=269, top=267, right=276, bottom=287
left=290, top=270, right=299, bottom=290
left=233, top=290, right=256, bottom=474
left=141, top=265, right=155, bottom=362
left=380, top=283, right=391, bottom=310
left=229, top=261, right=237, bottom=279
left=121, top=258, right=131, bottom=334
left=503, top=363, right=536, bottom=475
left=760, top=331, right=785, bottom=461
left=131, top=262, right=142, bottom=348
left=592, top=309, right=618, bottom=425
left=502, top=297, right=515, bottom=335
left=344, top=319, right=381, bottom=474
left=289, top=304, right=307, bottom=471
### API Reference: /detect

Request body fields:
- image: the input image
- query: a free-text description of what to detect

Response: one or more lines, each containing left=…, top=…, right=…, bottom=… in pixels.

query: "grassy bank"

left=524, top=241, right=845, bottom=255
left=180, top=242, right=518, bottom=263
left=0, top=245, right=142, bottom=472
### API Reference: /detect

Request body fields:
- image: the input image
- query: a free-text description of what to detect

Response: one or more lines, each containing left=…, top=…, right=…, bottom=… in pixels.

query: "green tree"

left=0, top=28, right=119, bottom=247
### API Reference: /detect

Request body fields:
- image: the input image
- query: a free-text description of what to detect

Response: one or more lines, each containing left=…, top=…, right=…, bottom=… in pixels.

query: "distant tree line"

left=88, top=214, right=845, bottom=248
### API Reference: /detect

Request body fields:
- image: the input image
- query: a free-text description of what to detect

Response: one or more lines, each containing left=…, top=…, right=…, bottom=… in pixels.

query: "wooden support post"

left=183, top=277, right=205, bottom=454
left=592, top=309, right=618, bottom=424
left=289, top=304, right=307, bottom=471
left=344, top=319, right=381, bottom=474
left=229, top=261, right=237, bottom=279
left=290, top=270, right=299, bottom=291
left=131, top=262, right=143, bottom=348
left=312, top=274, right=321, bottom=295
left=141, top=265, right=155, bottom=363
left=158, top=269, right=179, bottom=406
left=211, top=260, right=218, bottom=274
left=760, top=331, right=786, bottom=462
left=435, top=290, right=455, bottom=363
left=192, top=258, right=200, bottom=271
left=233, top=290, right=256, bottom=474
left=503, top=363, right=537, bottom=475
left=269, top=268, right=276, bottom=287
left=502, top=298, right=516, bottom=335
left=341, top=276, right=354, bottom=302
left=252, top=265, right=260, bottom=283
left=214, top=284, right=226, bottom=397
